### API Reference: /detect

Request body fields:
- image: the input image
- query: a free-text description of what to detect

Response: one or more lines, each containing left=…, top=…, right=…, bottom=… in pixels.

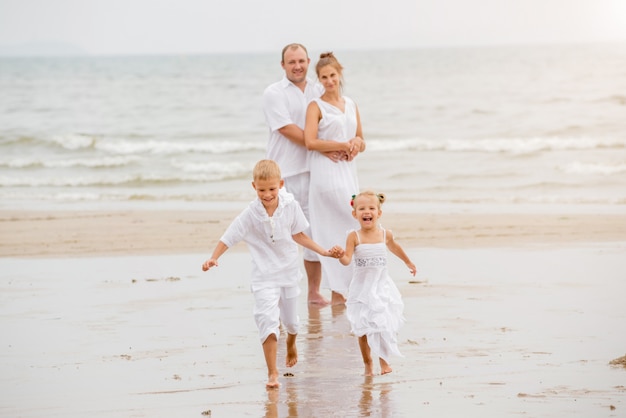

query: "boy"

left=202, top=159, right=340, bottom=388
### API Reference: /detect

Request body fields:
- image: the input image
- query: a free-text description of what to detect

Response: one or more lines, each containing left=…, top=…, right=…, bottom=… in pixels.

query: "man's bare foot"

left=331, top=291, right=346, bottom=305
left=286, top=335, right=298, bottom=367
left=266, top=372, right=280, bottom=388
left=308, top=292, right=330, bottom=306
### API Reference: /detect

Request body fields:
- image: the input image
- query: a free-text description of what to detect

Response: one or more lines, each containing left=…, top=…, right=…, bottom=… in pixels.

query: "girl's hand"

left=406, top=262, right=417, bottom=276
left=329, top=245, right=344, bottom=258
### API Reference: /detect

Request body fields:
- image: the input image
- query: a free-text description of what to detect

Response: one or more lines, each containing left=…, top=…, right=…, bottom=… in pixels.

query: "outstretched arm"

left=202, top=241, right=229, bottom=271
left=292, top=232, right=341, bottom=258
left=385, top=230, right=417, bottom=276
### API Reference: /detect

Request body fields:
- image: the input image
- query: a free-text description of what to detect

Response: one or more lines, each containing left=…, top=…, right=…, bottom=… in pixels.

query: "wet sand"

left=1, top=211, right=626, bottom=416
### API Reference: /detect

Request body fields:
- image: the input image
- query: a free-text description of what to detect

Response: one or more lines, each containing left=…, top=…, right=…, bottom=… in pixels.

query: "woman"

left=304, top=52, right=366, bottom=305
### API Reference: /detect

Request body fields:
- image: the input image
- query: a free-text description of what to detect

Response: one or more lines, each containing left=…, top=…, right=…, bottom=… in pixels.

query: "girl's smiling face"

left=352, top=194, right=382, bottom=229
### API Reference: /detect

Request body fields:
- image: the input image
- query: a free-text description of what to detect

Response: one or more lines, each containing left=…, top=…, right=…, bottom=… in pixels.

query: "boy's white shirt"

left=219, top=189, right=309, bottom=292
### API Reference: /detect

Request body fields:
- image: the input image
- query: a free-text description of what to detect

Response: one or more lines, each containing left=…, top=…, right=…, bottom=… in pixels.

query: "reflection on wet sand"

left=264, top=303, right=398, bottom=417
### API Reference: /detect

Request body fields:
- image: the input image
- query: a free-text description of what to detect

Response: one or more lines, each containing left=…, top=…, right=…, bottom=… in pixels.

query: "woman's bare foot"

left=330, top=291, right=346, bottom=305
left=266, top=372, right=280, bottom=389
left=286, top=333, right=298, bottom=367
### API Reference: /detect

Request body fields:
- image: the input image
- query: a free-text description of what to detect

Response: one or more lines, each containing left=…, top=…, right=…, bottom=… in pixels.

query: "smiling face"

left=352, top=194, right=382, bottom=229
left=317, top=64, right=341, bottom=93
left=252, top=177, right=283, bottom=212
left=281, top=46, right=310, bottom=87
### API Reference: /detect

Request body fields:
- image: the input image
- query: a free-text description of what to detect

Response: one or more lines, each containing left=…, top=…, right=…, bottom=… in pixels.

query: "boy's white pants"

left=253, top=285, right=300, bottom=343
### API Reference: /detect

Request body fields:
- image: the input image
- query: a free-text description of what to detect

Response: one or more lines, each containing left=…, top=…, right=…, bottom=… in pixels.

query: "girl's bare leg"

left=358, top=335, right=374, bottom=376
left=262, top=334, right=280, bottom=388
left=331, top=291, right=346, bottom=306
left=286, top=333, right=298, bottom=367
left=380, top=357, right=393, bottom=375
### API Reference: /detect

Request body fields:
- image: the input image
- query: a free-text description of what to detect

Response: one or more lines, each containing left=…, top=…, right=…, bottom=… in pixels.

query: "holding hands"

left=328, top=245, right=345, bottom=258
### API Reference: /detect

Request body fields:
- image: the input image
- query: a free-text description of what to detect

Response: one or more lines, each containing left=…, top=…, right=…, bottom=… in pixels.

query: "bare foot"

left=364, top=361, right=374, bottom=377
left=380, top=359, right=393, bottom=375
left=330, top=291, right=346, bottom=306
left=308, top=292, right=330, bottom=306
left=286, top=334, right=298, bottom=367
left=266, top=372, right=280, bottom=389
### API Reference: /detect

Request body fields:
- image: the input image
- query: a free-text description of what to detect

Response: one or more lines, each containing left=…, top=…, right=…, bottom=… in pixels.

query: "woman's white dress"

left=308, top=97, right=359, bottom=297
left=347, top=229, right=405, bottom=362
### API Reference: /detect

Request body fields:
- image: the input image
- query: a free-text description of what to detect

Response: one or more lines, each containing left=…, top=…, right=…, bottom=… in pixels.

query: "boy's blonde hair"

left=253, top=159, right=282, bottom=181
left=350, top=190, right=386, bottom=208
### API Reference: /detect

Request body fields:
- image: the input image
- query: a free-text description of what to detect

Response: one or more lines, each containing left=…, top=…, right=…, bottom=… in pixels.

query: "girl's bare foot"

left=364, top=361, right=374, bottom=377
left=380, top=359, right=393, bottom=375
left=330, top=291, right=346, bottom=305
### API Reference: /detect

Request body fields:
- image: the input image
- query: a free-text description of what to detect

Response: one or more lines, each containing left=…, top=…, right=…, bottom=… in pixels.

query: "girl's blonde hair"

left=253, top=159, right=282, bottom=181
left=350, top=190, right=386, bottom=208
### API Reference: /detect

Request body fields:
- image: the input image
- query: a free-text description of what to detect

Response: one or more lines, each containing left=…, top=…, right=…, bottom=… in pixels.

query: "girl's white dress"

left=346, top=228, right=405, bottom=362
left=308, top=97, right=359, bottom=297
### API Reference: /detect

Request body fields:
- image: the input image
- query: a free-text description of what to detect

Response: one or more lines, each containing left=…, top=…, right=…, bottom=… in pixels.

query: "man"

left=262, top=43, right=329, bottom=305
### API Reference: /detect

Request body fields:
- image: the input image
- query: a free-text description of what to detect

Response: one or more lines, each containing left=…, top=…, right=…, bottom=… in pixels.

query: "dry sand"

left=1, top=210, right=626, bottom=257
left=1, top=210, right=626, bottom=417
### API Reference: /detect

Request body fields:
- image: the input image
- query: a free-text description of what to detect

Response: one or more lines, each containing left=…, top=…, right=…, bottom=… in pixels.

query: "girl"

left=336, top=190, right=417, bottom=376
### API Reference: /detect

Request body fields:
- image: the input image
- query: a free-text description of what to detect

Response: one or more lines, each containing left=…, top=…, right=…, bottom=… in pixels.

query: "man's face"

left=281, top=47, right=310, bottom=85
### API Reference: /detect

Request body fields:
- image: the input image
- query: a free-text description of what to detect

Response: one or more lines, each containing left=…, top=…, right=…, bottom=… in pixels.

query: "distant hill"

left=0, top=41, right=89, bottom=57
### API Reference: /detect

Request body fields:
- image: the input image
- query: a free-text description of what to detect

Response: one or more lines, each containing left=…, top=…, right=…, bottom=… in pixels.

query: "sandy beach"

left=1, top=210, right=626, bottom=417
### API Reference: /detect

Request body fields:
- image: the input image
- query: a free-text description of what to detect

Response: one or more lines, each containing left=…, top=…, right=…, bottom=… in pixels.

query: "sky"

left=1, top=0, right=626, bottom=55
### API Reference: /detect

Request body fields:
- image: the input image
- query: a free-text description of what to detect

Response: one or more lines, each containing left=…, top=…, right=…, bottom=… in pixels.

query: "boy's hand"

left=202, top=259, right=218, bottom=271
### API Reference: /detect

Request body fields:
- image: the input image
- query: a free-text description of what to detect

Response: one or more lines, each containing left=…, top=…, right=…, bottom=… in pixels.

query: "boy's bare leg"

left=358, top=335, right=374, bottom=376
left=305, top=260, right=328, bottom=305
left=262, top=334, right=280, bottom=388
left=380, top=358, right=393, bottom=375
left=286, top=333, right=298, bottom=367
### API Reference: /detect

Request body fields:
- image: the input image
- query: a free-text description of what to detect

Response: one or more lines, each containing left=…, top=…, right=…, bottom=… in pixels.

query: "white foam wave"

left=96, top=139, right=264, bottom=155
left=0, top=155, right=140, bottom=169
left=367, top=137, right=626, bottom=155
left=558, top=161, right=626, bottom=176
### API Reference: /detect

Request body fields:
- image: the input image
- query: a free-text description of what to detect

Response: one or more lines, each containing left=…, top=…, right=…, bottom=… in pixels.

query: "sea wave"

left=366, top=137, right=626, bottom=155
left=0, top=155, right=140, bottom=169
left=0, top=171, right=247, bottom=187
left=557, top=161, right=626, bottom=176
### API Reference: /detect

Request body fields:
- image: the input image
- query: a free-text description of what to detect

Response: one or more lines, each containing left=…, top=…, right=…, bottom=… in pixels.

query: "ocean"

left=1, top=43, right=625, bottom=213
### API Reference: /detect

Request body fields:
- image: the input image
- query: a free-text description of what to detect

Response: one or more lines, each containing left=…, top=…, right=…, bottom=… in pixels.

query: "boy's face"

left=252, top=177, right=283, bottom=210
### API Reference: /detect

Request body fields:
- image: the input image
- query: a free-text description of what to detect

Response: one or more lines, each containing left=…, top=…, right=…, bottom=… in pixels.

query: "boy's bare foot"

left=266, top=372, right=280, bottom=388
left=364, top=362, right=374, bottom=377
left=330, top=291, right=346, bottom=306
left=286, top=334, right=298, bottom=367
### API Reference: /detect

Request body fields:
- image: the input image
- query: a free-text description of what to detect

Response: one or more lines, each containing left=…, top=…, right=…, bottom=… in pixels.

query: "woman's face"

left=318, top=64, right=341, bottom=92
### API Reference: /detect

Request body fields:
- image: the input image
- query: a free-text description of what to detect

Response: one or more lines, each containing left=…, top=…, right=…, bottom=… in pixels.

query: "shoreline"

left=2, top=210, right=626, bottom=258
